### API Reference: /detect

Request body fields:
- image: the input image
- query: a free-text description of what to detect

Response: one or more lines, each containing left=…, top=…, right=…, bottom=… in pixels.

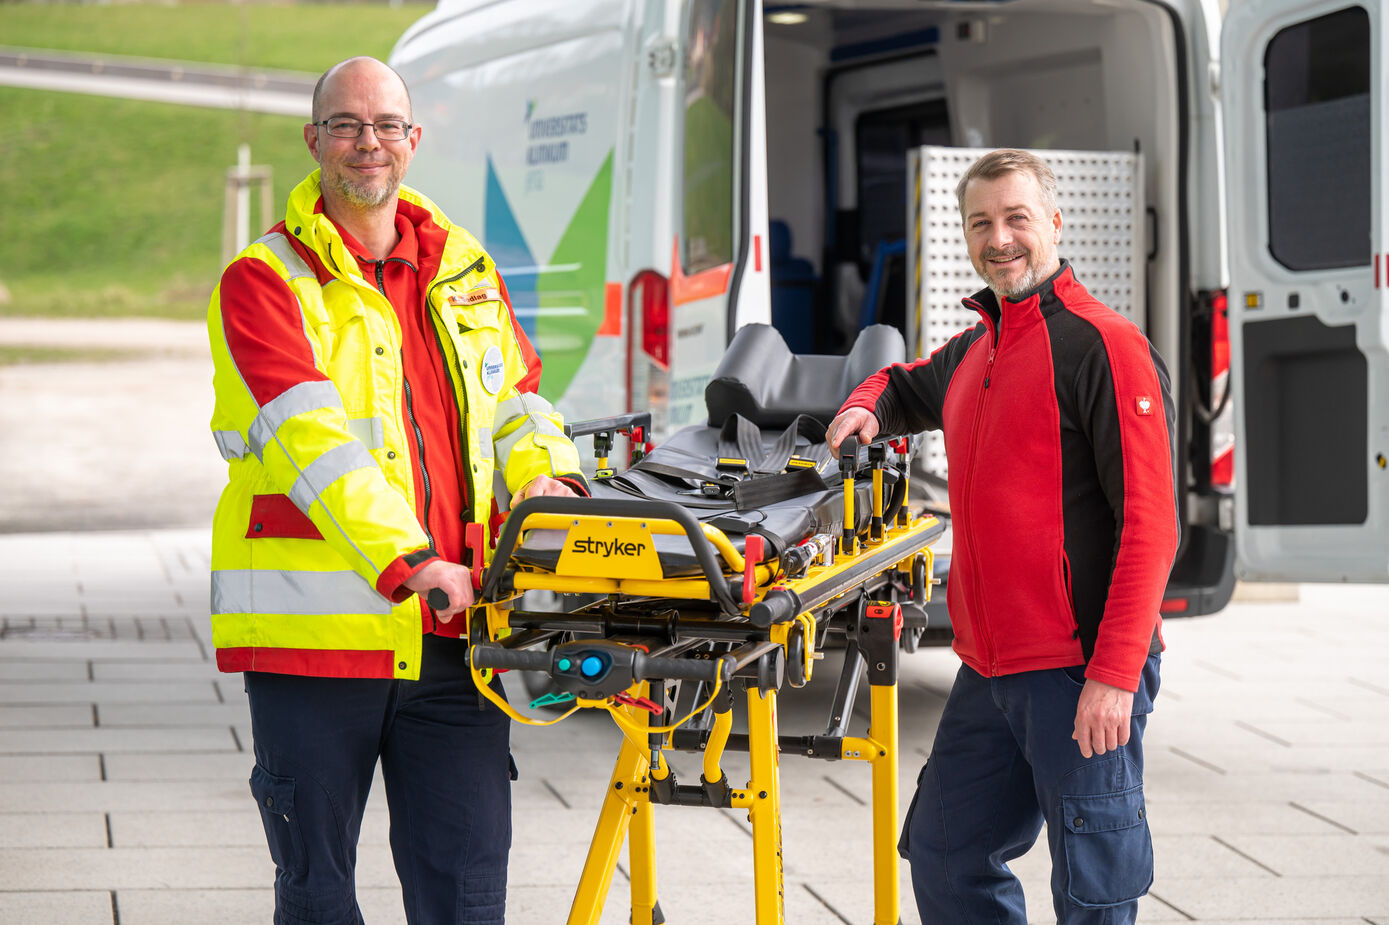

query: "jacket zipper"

left=426, top=264, right=483, bottom=517
left=964, top=308, right=1001, bottom=673
left=374, top=260, right=436, bottom=551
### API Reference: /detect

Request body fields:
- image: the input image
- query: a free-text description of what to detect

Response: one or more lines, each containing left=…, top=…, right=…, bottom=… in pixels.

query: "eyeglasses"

left=315, top=118, right=413, bottom=141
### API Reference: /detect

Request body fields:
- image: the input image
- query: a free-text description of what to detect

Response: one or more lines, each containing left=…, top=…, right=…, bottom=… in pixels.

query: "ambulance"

left=389, top=0, right=1388, bottom=615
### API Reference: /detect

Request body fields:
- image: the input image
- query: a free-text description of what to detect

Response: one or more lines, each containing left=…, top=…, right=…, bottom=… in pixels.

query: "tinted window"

left=1263, top=6, right=1371, bottom=270
left=681, top=0, right=740, bottom=274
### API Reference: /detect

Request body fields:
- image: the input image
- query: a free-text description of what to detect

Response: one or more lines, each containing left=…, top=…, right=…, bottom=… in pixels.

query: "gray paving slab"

left=0, top=639, right=205, bottom=661
left=0, top=726, right=236, bottom=755
left=112, top=887, right=412, bottom=925
left=0, top=812, right=109, bottom=848
left=101, top=752, right=254, bottom=782
left=0, top=891, right=114, bottom=925
left=1295, top=797, right=1389, bottom=833
left=0, top=659, right=89, bottom=681
left=108, top=810, right=263, bottom=848
left=91, top=661, right=221, bottom=682
left=1217, top=833, right=1389, bottom=876
left=0, top=846, right=275, bottom=890
left=0, top=753, right=100, bottom=782
left=0, top=677, right=216, bottom=705
left=96, top=702, right=249, bottom=727
left=0, top=780, right=251, bottom=813
left=1154, top=874, right=1389, bottom=919
left=0, top=703, right=95, bottom=727
left=1143, top=797, right=1361, bottom=835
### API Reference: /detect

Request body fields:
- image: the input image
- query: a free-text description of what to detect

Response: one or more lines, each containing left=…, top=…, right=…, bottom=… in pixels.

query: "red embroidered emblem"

left=1135, top=396, right=1154, bottom=416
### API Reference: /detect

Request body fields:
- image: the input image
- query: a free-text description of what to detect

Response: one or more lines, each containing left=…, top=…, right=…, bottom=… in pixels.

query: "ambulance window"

left=1263, top=6, right=1370, bottom=271
left=681, top=0, right=739, bottom=274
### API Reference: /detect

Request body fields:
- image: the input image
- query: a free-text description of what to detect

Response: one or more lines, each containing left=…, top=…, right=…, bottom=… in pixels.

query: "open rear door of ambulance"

left=1222, top=0, right=1389, bottom=582
left=659, top=0, right=770, bottom=436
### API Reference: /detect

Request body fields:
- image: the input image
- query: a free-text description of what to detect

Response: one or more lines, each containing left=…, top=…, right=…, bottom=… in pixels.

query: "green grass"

left=0, top=345, right=141, bottom=365
left=0, top=3, right=435, bottom=320
left=0, top=3, right=431, bottom=73
left=2, top=87, right=314, bottom=318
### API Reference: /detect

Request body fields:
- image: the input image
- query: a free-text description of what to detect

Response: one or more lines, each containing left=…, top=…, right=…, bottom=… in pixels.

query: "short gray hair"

left=955, top=149, right=1059, bottom=219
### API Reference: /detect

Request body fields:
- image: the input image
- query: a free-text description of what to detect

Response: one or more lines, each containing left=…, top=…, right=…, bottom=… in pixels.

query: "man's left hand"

left=512, top=474, right=578, bottom=507
left=1072, top=677, right=1134, bottom=758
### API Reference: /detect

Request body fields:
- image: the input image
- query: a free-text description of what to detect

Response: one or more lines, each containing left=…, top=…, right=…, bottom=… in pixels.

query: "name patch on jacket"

left=480, top=344, right=506, bottom=394
left=449, top=287, right=501, bottom=307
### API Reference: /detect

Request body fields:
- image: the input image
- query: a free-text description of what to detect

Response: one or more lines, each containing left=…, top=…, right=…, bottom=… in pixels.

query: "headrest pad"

left=704, top=323, right=906, bottom=428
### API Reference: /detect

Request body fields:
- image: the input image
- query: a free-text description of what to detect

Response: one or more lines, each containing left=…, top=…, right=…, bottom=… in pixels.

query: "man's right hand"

left=826, top=407, right=879, bottom=454
left=402, top=560, right=475, bottom=623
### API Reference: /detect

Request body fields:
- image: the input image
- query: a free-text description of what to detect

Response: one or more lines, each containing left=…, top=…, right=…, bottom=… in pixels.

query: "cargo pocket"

left=250, top=764, right=306, bottom=874
left=1061, top=784, right=1153, bottom=906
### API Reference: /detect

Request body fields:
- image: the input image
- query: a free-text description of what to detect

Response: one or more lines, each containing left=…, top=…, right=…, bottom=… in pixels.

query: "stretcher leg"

left=869, top=682, right=900, bottom=925
left=628, top=788, right=661, bottom=924
left=568, top=714, right=648, bottom=924
left=745, top=686, right=786, bottom=925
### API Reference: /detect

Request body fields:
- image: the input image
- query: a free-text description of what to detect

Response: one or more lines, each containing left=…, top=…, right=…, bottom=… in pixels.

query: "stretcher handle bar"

left=752, top=518, right=946, bottom=628
left=469, top=639, right=733, bottom=684
left=506, top=610, right=767, bottom=645
left=482, top=496, right=742, bottom=615
left=563, top=411, right=652, bottom=440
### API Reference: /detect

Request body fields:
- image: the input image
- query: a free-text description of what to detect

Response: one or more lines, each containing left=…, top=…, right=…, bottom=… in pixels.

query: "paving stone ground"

left=0, top=529, right=1386, bottom=924
left=1, top=321, right=1386, bottom=922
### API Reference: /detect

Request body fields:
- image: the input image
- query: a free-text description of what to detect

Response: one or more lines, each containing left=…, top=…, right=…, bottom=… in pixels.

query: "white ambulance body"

left=390, top=0, right=1389, bottom=612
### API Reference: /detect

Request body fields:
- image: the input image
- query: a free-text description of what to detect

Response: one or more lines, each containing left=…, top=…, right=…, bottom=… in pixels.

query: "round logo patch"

left=480, top=344, right=506, bottom=395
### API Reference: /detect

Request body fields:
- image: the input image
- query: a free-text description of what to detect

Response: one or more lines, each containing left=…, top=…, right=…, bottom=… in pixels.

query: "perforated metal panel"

left=906, top=146, right=1146, bottom=477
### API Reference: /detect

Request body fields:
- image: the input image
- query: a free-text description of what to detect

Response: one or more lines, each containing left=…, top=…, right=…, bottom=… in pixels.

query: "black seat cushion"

left=704, top=323, right=905, bottom=428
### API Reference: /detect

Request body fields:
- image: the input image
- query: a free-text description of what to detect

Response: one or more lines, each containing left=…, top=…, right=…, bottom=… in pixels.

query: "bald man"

left=207, top=57, right=586, bottom=924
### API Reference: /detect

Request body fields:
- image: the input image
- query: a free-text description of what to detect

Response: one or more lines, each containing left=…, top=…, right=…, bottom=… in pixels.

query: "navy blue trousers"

left=245, top=634, right=512, bottom=925
left=901, top=657, right=1160, bottom=924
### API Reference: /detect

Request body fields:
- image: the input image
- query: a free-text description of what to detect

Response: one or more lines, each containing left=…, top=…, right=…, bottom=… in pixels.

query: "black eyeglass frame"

left=314, top=118, right=414, bottom=140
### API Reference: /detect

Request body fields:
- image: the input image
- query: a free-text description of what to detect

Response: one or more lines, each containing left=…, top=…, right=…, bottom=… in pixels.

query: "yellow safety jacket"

left=207, top=170, right=582, bottom=679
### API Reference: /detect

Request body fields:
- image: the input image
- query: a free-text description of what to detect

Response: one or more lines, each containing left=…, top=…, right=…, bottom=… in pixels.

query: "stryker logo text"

left=571, top=538, right=647, bottom=557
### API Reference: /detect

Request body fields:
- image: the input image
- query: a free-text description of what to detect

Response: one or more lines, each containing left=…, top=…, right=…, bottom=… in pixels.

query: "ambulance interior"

left=761, top=0, right=1188, bottom=380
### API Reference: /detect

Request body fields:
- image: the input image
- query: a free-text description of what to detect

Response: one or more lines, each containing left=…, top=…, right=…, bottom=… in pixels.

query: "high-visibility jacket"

left=207, top=170, right=584, bottom=680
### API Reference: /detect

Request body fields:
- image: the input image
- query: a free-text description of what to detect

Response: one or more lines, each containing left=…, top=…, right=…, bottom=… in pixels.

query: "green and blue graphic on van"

left=483, top=152, right=613, bottom=401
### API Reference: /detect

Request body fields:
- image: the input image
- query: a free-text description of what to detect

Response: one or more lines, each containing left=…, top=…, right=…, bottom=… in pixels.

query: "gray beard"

left=990, top=264, right=1043, bottom=302
left=325, top=169, right=398, bottom=209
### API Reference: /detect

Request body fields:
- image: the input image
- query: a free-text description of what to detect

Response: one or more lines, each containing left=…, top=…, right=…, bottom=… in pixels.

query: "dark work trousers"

left=901, top=656, right=1160, bottom=924
left=244, top=634, right=512, bottom=925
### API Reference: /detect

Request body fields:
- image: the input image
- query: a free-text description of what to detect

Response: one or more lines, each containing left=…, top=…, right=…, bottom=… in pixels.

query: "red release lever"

left=613, top=691, right=663, bottom=715
left=743, top=533, right=764, bottom=606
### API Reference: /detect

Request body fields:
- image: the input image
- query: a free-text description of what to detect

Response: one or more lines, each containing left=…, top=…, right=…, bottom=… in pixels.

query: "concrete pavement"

left=1, top=527, right=1387, bottom=924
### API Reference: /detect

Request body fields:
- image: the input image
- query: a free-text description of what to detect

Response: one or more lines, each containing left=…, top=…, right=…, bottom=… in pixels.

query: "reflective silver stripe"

left=288, top=441, right=377, bottom=513
left=496, top=391, right=557, bottom=424
left=345, top=416, right=385, bottom=450
left=248, top=380, right=343, bottom=460
left=475, top=425, right=494, bottom=461
left=255, top=232, right=315, bottom=281
left=213, top=430, right=249, bottom=460
left=211, top=568, right=391, bottom=616
left=494, top=414, right=565, bottom=467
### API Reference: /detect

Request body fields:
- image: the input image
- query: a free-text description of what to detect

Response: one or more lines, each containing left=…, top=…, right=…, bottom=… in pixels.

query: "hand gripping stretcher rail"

left=450, top=324, right=945, bottom=925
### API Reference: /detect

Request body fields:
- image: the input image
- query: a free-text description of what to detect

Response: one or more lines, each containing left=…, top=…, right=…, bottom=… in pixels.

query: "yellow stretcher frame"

left=467, top=436, right=944, bottom=925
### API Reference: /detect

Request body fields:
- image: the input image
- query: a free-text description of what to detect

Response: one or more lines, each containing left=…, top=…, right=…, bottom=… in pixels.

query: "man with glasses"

left=207, top=56, right=586, bottom=924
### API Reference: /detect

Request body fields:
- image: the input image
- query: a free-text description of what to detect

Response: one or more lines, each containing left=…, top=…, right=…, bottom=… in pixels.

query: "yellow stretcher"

left=463, top=409, right=945, bottom=925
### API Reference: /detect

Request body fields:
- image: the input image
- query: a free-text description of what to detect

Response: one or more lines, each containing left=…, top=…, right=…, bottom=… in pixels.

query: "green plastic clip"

left=529, top=690, right=576, bottom=709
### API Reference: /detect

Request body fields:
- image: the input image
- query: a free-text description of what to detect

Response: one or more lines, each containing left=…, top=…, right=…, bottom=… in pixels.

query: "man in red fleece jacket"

left=829, top=149, right=1178, bottom=923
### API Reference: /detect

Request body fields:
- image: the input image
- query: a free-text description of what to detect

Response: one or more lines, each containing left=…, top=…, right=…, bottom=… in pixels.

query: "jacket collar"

left=283, top=170, right=481, bottom=286
left=963, top=259, right=1074, bottom=333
